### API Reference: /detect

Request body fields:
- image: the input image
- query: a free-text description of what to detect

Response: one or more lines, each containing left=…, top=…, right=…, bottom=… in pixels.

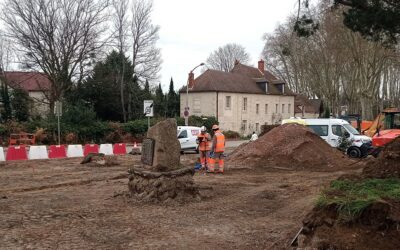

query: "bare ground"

left=0, top=153, right=360, bottom=249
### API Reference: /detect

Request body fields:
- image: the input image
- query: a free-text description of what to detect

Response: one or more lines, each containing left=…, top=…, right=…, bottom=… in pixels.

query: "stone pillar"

left=129, top=118, right=200, bottom=203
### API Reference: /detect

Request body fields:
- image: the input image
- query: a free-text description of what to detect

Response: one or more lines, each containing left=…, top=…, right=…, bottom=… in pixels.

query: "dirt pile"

left=363, top=137, right=400, bottom=178
left=296, top=138, right=400, bottom=249
left=297, top=201, right=400, bottom=249
left=227, top=123, right=351, bottom=170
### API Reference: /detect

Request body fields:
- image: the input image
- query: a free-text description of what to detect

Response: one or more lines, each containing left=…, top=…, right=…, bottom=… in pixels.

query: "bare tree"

left=0, top=0, right=110, bottom=112
left=131, top=0, right=162, bottom=82
left=112, top=0, right=129, bottom=121
left=206, top=43, right=251, bottom=72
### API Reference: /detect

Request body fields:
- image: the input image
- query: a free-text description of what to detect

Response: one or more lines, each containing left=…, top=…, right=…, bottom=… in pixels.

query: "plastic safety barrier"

left=6, top=145, right=28, bottom=161
left=48, top=145, right=67, bottom=159
left=83, top=144, right=99, bottom=156
left=28, top=146, right=49, bottom=160
left=0, top=147, right=5, bottom=161
left=67, top=145, right=84, bottom=158
left=99, top=144, right=113, bottom=155
left=113, top=143, right=127, bottom=155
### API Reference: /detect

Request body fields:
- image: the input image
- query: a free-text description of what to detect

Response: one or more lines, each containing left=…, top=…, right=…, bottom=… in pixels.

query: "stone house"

left=180, top=60, right=296, bottom=135
left=0, top=71, right=51, bottom=117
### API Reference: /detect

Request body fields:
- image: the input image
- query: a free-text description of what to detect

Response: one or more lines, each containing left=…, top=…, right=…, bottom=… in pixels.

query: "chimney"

left=188, top=72, right=195, bottom=89
left=258, top=59, right=265, bottom=72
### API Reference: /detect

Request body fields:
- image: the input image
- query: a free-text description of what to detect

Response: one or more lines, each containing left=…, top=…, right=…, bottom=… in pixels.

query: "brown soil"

left=227, top=123, right=353, bottom=171
left=298, top=200, right=400, bottom=249
left=297, top=137, right=400, bottom=249
left=363, top=137, right=400, bottom=178
left=0, top=151, right=357, bottom=249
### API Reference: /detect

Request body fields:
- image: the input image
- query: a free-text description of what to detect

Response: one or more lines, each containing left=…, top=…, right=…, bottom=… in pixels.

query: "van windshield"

left=343, top=124, right=360, bottom=135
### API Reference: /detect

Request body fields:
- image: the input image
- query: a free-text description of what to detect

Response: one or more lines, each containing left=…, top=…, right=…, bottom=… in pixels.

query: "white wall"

left=181, top=91, right=295, bottom=135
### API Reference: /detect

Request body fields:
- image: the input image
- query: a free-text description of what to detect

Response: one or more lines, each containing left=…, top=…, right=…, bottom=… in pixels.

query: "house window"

left=275, top=104, right=278, bottom=113
left=288, top=104, right=291, bottom=114
left=225, top=96, right=231, bottom=109
left=256, top=123, right=259, bottom=132
left=282, top=104, right=285, bottom=113
left=241, top=120, right=247, bottom=131
left=193, top=98, right=201, bottom=112
left=243, top=98, right=247, bottom=111
left=256, top=104, right=259, bottom=114
left=265, top=104, right=268, bottom=114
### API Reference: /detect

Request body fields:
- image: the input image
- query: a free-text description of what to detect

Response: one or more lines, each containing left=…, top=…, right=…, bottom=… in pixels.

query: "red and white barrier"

left=0, top=147, right=5, bottom=162
left=67, top=145, right=84, bottom=158
left=6, top=145, right=28, bottom=161
left=99, top=144, right=113, bottom=155
left=28, top=146, right=48, bottom=160
left=83, top=144, right=99, bottom=156
left=48, top=145, right=67, bottom=159
left=113, top=143, right=127, bottom=155
left=1, top=142, right=132, bottom=162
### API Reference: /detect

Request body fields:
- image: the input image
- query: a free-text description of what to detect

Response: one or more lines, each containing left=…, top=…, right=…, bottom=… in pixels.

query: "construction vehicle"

left=363, top=108, right=400, bottom=148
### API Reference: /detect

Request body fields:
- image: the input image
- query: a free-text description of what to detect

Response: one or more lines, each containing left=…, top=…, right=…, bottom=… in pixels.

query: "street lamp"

left=185, top=62, right=205, bottom=126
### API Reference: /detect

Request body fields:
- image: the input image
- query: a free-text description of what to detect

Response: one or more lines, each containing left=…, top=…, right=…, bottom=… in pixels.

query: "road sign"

left=144, top=100, right=154, bottom=117
left=184, top=106, right=190, bottom=117
left=54, top=101, right=62, bottom=116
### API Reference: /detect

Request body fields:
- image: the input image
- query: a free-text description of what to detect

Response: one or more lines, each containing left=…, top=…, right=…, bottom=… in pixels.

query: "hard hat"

left=200, top=126, right=207, bottom=132
left=212, top=124, right=219, bottom=130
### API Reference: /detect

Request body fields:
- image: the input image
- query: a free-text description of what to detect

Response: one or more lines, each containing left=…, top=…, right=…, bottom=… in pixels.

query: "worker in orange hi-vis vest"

left=196, top=126, right=212, bottom=170
left=209, top=124, right=225, bottom=173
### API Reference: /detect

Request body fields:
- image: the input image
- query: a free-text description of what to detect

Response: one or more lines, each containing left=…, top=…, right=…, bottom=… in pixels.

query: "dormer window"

left=275, top=83, right=285, bottom=94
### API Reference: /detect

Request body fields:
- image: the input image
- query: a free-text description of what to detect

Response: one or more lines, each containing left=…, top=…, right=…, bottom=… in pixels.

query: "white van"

left=177, top=126, right=201, bottom=153
left=282, top=118, right=372, bottom=158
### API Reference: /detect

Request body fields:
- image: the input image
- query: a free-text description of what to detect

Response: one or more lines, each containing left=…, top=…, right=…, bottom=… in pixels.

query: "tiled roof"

left=295, top=94, right=323, bottom=114
left=182, top=63, right=295, bottom=96
left=2, top=71, right=51, bottom=92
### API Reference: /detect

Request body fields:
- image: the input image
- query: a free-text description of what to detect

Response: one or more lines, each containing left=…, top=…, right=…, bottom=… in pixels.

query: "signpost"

left=144, top=100, right=154, bottom=130
left=54, top=101, right=62, bottom=145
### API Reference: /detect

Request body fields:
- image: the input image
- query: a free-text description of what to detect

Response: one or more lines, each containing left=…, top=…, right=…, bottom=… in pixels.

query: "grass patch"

left=316, top=178, right=400, bottom=219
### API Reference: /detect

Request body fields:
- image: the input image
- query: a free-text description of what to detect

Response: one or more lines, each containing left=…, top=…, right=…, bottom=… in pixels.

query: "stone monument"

left=128, top=119, right=200, bottom=202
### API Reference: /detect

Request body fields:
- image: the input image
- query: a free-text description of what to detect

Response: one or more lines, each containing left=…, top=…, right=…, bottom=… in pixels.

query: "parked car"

left=177, top=126, right=201, bottom=153
left=282, top=118, right=372, bottom=158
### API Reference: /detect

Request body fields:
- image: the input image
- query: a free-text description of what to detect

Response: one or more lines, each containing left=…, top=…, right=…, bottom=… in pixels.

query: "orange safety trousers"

left=208, top=152, right=224, bottom=173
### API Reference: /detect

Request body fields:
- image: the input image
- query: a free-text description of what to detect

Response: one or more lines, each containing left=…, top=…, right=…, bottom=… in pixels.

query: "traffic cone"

left=133, top=142, right=138, bottom=148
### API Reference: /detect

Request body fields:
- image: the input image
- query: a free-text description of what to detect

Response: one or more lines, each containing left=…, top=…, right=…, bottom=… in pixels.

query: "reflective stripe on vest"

left=198, top=133, right=210, bottom=151
left=214, top=131, right=225, bottom=152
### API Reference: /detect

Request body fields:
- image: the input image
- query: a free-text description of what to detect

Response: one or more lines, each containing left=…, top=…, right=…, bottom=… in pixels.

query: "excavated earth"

left=297, top=137, right=400, bottom=249
left=0, top=147, right=361, bottom=249
left=227, top=123, right=353, bottom=171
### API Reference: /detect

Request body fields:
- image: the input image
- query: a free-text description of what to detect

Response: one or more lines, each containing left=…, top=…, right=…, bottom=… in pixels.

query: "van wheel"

left=347, top=147, right=361, bottom=158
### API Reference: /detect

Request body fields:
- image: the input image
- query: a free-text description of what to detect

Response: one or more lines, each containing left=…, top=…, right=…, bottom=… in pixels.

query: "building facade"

left=0, top=71, right=51, bottom=117
left=180, top=60, right=296, bottom=135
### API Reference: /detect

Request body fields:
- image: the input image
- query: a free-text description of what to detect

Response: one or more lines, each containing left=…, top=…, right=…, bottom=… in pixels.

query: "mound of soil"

left=363, top=137, right=400, bottom=178
left=227, top=123, right=352, bottom=170
left=297, top=200, right=400, bottom=249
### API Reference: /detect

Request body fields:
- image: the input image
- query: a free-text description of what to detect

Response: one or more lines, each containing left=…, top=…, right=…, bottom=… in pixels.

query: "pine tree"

left=154, top=83, right=165, bottom=117
left=167, top=77, right=178, bottom=117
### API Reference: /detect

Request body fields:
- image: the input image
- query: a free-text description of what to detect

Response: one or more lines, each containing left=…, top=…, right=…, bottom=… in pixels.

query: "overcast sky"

left=153, top=0, right=298, bottom=91
left=0, top=0, right=299, bottom=92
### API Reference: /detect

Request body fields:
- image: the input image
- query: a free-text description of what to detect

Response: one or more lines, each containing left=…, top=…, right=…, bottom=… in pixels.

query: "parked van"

left=177, top=126, right=201, bottom=153
left=282, top=118, right=372, bottom=158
